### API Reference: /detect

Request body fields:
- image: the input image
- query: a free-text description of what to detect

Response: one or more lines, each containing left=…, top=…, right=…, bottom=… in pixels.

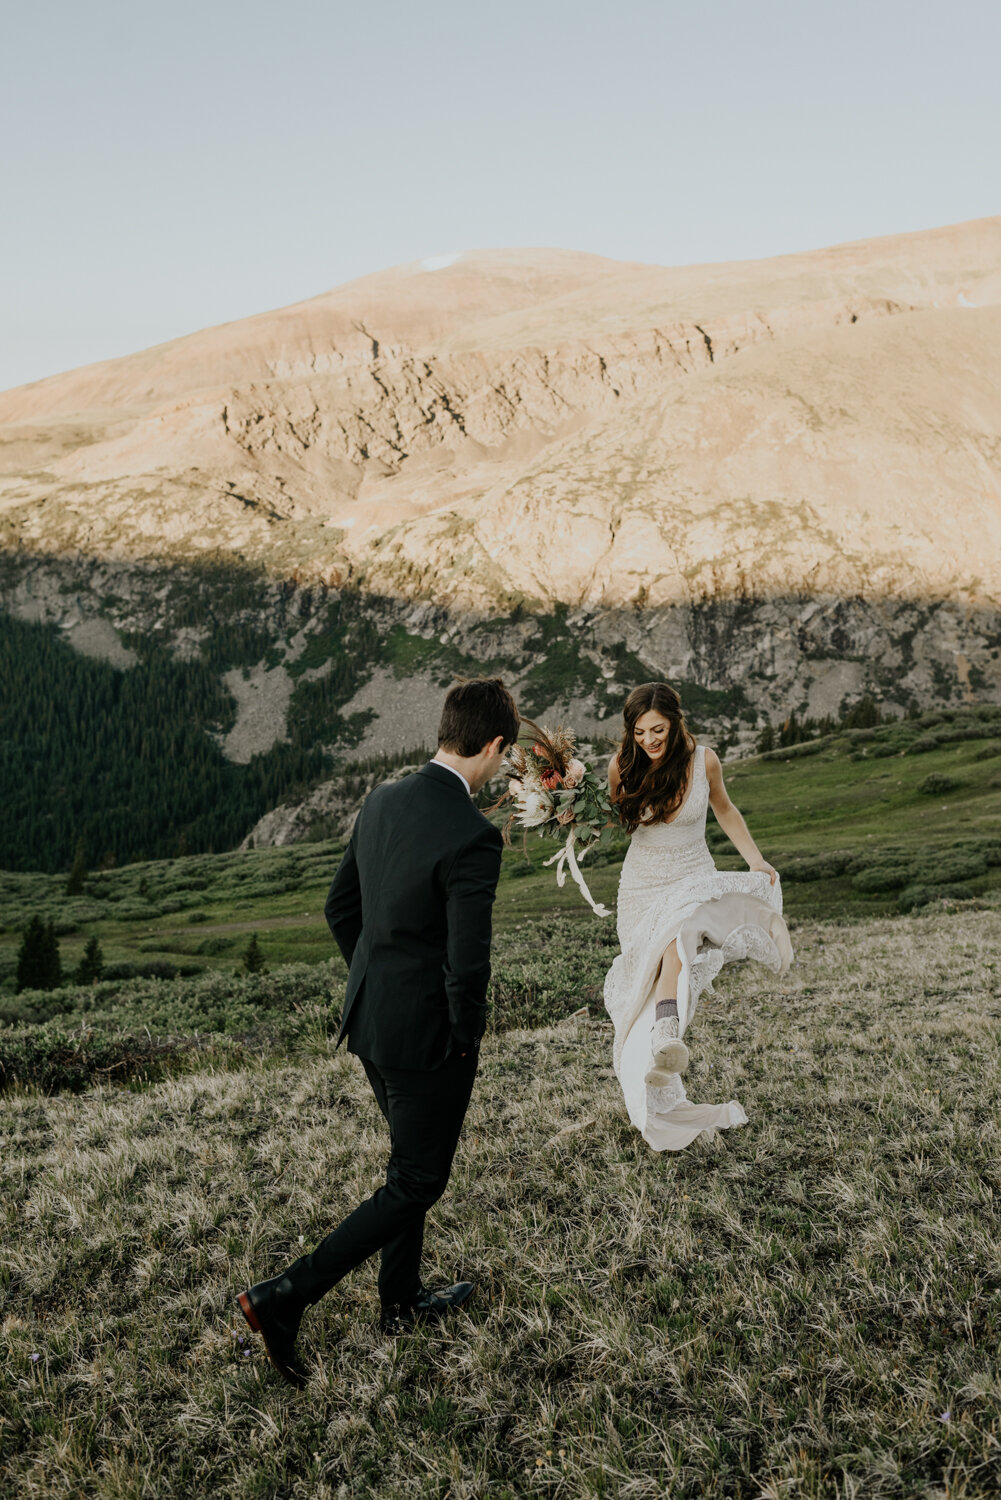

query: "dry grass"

left=2, top=909, right=1000, bottom=1498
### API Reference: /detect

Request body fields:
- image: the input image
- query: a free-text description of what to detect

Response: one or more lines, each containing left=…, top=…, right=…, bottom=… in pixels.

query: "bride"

left=603, top=682, right=793, bottom=1151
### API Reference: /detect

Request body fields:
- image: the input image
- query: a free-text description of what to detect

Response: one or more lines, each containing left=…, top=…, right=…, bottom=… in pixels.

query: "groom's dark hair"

left=438, top=678, right=519, bottom=757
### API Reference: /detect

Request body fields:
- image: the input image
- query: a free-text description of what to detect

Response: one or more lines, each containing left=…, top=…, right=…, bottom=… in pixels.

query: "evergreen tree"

left=0, top=612, right=333, bottom=872
left=756, top=723, right=775, bottom=753
left=17, top=916, right=62, bottom=993
left=242, top=933, right=267, bottom=974
left=65, top=839, right=87, bottom=896
left=843, top=694, right=881, bottom=729
left=75, top=935, right=105, bottom=985
left=778, top=711, right=800, bottom=748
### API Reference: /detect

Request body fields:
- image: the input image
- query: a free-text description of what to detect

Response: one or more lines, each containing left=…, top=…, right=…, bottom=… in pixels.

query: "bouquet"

left=499, top=719, right=613, bottom=917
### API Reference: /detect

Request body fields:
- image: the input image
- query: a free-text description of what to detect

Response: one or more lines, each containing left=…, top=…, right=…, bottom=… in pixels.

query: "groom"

left=237, top=677, right=519, bottom=1386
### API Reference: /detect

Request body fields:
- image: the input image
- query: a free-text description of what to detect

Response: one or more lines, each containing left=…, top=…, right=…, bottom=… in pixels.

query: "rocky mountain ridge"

left=2, top=219, right=1000, bottom=613
left=2, top=219, right=1001, bottom=854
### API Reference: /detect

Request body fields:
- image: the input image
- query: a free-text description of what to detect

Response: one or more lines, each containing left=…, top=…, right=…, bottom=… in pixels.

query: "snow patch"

left=957, top=292, right=976, bottom=307
left=419, top=252, right=463, bottom=272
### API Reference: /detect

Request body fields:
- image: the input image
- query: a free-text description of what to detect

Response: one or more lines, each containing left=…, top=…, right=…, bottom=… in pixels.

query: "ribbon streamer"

left=543, top=831, right=611, bottom=918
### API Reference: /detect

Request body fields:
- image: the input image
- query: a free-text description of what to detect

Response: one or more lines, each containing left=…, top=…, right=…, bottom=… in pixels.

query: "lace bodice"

left=618, top=745, right=716, bottom=899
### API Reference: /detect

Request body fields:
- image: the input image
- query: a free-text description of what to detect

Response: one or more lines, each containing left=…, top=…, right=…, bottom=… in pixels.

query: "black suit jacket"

left=324, top=761, right=504, bottom=1070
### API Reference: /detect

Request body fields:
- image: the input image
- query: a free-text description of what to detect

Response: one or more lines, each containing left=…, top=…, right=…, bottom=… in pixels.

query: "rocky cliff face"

left=3, top=553, right=995, bottom=760
left=2, top=221, right=1000, bottom=846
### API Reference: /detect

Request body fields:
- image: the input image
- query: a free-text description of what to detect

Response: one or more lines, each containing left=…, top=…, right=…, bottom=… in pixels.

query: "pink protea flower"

left=563, top=758, right=586, bottom=788
left=540, top=767, right=564, bottom=791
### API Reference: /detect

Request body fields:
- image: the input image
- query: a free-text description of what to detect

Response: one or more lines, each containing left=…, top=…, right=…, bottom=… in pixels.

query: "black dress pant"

left=283, top=1046, right=478, bottom=1311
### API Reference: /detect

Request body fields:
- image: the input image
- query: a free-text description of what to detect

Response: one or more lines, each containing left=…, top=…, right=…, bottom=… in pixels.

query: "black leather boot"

left=237, top=1273, right=309, bottom=1388
left=380, top=1280, right=474, bottom=1334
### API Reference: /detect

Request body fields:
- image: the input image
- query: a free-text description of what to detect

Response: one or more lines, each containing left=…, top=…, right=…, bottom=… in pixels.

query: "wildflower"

left=939, top=1410, right=951, bottom=1422
left=31, top=1353, right=40, bottom=1363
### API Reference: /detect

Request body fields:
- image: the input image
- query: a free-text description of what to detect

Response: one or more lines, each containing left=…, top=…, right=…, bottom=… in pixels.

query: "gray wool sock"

left=655, top=998, right=678, bottom=1021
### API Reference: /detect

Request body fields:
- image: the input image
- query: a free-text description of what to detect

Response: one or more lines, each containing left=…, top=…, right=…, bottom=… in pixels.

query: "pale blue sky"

left=2, top=0, right=998, bottom=392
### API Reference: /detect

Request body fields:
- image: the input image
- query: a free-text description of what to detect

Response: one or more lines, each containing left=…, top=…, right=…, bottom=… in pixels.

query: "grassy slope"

left=2, top=713, right=1000, bottom=982
left=2, top=910, right=999, bottom=1498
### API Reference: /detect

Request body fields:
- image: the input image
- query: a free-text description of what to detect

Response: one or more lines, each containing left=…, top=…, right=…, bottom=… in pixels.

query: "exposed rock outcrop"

left=1, top=221, right=999, bottom=613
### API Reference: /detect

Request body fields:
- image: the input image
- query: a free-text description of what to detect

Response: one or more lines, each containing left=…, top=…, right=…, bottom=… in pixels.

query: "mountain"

left=2, top=219, right=1001, bottom=864
left=2, top=219, right=1000, bottom=610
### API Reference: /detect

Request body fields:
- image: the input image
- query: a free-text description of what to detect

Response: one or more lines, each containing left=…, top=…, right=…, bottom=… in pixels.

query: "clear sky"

left=2, top=0, right=998, bottom=392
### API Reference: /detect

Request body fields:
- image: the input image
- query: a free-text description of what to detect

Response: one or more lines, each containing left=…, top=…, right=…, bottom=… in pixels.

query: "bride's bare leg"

left=647, top=940, right=689, bottom=1081
left=654, top=940, right=682, bottom=1007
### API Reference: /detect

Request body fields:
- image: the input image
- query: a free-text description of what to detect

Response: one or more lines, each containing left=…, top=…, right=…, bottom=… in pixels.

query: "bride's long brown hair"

left=611, top=682, right=696, bottom=834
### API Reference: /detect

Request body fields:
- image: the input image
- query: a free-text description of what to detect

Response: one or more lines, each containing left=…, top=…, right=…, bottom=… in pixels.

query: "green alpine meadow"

left=2, top=707, right=1000, bottom=1497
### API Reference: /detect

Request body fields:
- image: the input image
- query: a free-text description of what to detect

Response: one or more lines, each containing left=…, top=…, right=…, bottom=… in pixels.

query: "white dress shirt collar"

left=432, top=757, right=471, bottom=796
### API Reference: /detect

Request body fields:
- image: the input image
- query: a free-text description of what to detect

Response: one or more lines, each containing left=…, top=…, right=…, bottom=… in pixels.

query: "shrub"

left=101, top=961, right=200, bottom=982
left=919, top=773, right=960, bottom=796
left=0, top=1023, right=233, bottom=1094
left=781, top=852, right=857, bottom=882
left=927, top=851, right=987, bottom=884
left=908, top=724, right=999, bottom=754
left=111, top=903, right=160, bottom=922
left=898, top=883, right=975, bottom=912
left=0, top=989, right=76, bottom=1027
left=852, top=865, right=915, bottom=893
left=487, top=918, right=620, bottom=1031
left=907, top=735, right=943, bottom=755
left=196, top=936, right=237, bottom=956
left=974, top=743, right=1001, bottom=761
left=763, top=740, right=827, bottom=761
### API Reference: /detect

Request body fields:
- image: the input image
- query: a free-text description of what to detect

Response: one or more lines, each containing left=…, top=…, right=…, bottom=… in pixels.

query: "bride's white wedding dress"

left=603, top=744, right=793, bottom=1152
